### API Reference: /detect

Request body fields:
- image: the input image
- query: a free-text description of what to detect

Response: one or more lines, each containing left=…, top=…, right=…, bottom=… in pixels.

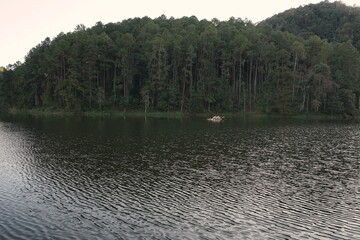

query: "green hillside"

left=259, top=1, right=360, bottom=50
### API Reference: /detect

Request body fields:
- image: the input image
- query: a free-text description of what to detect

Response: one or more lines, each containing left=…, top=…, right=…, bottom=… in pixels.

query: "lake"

left=0, top=115, right=359, bottom=239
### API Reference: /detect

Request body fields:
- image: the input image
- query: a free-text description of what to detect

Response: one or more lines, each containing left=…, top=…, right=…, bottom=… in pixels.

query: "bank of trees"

left=1, top=2, right=360, bottom=115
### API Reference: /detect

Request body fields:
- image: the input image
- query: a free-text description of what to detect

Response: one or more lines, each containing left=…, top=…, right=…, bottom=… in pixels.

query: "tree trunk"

left=113, top=59, right=117, bottom=104
left=243, top=81, right=246, bottom=112
left=232, top=59, right=236, bottom=97
left=254, top=61, right=258, bottom=101
left=301, top=86, right=306, bottom=111
left=181, top=80, right=186, bottom=112
left=123, top=74, right=126, bottom=97
left=238, top=58, right=242, bottom=106
left=248, top=60, right=253, bottom=111
left=292, top=54, right=298, bottom=101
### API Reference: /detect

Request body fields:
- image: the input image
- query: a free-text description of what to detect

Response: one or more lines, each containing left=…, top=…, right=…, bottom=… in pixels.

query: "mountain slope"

left=259, top=1, right=360, bottom=49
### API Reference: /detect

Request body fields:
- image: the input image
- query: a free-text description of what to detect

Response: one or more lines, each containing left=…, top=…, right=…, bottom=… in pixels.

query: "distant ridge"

left=259, top=0, right=360, bottom=50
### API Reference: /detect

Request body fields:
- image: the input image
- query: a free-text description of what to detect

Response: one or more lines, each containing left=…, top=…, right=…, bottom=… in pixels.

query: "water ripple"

left=0, top=118, right=359, bottom=239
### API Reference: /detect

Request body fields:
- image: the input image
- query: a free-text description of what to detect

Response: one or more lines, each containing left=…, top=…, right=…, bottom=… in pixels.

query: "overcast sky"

left=0, top=0, right=359, bottom=67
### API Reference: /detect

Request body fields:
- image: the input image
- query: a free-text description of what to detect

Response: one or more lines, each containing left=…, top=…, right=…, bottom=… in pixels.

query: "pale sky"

left=0, top=0, right=359, bottom=67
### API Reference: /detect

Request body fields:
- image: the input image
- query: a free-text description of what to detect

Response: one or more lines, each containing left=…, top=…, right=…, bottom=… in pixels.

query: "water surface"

left=0, top=115, right=359, bottom=239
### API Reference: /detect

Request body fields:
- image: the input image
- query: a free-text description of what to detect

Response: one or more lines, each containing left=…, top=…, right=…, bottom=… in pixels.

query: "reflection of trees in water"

left=14, top=117, right=360, bottom=194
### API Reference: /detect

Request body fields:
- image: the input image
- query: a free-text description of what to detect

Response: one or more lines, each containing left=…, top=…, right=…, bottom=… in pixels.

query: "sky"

left=0, top=0, right=359, bottom=67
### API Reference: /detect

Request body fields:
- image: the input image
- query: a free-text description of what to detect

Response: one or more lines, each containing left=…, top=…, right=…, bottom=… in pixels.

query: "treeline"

left=1, top=9, right=360, bottom=115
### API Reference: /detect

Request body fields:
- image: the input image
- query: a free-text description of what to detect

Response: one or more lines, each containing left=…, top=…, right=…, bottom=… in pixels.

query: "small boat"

left=207, top=115, right=223, bottom=122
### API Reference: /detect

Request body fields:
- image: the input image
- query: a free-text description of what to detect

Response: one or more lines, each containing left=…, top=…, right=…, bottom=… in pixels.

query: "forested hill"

left=259, top=1, right=360, bottom=50
left=1, top=2, right=360, bottom=115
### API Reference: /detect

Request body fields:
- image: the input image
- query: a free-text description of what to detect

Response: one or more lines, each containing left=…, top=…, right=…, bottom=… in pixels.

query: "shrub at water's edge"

left=4, top=107, right=355, bottom=120
left=6, top=108, right=186, bottom=118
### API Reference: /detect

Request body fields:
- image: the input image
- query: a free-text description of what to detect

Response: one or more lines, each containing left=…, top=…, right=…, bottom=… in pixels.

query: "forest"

left=1, top=1, right=360, bottom=115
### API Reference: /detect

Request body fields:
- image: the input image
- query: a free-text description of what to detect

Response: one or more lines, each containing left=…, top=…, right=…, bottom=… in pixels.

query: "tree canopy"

left=260, top=1, right=360, bottom=50
left=1, top=1, right=360, bottom=116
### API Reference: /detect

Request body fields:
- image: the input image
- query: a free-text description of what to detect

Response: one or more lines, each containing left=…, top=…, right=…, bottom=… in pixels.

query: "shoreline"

left=2, top=108, right=353, bottom=120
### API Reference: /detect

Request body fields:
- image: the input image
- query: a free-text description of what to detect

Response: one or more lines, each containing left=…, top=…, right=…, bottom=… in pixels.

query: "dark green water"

left=0, top=115, right=359, bottom=239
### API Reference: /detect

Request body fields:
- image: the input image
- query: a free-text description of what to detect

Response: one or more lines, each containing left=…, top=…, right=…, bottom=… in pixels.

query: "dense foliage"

left=260, top=0, right=360, bottom=50
left=1, top=1, right=360, bottom=115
